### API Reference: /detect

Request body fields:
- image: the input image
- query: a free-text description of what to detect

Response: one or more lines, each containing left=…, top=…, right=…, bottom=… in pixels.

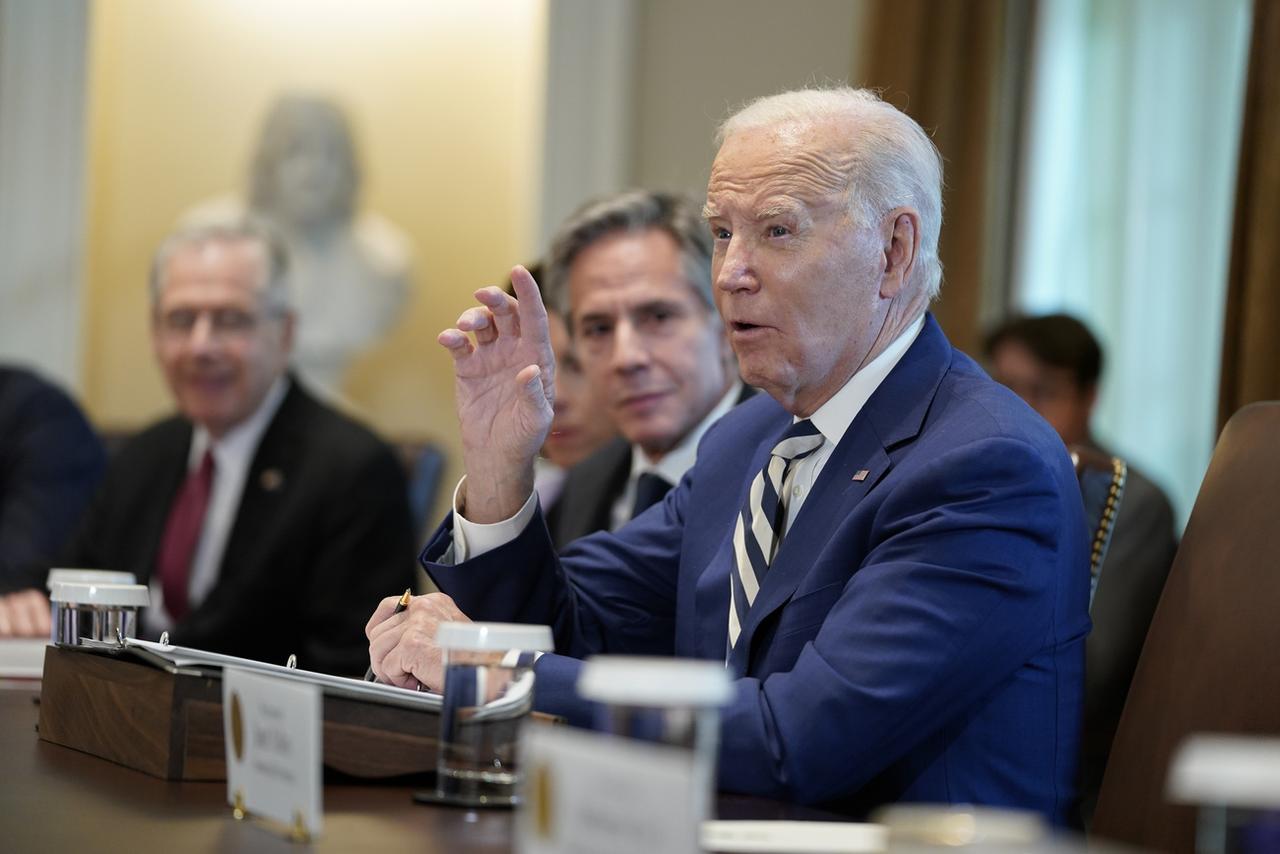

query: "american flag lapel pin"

left=852, top=469, right=870, bottom=482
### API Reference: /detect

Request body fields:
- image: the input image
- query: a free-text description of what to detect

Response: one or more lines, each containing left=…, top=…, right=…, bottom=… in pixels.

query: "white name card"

left=516, top=721, right=700, bottom=854
left=223, top=666, right=323, bottom=839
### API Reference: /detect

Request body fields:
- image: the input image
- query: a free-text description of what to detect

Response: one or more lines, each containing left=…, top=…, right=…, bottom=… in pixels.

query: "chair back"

left=1092, top=402, right=1280, bottom=852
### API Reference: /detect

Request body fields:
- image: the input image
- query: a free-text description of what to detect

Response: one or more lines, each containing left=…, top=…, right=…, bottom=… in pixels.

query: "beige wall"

left=79, top=0, right=874, bottom=519
left=82, top=0, right=548, bottom=510
left=630, top=0, right=870, bottom=198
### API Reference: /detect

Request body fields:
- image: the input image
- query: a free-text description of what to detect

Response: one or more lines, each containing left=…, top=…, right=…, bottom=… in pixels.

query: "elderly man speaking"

left=367, top=88, right=1089, bottom=821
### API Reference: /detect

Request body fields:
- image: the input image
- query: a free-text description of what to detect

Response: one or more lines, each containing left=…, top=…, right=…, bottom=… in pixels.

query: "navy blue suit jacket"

left=423, top=316, right=1090, bottom=821
left=0, top=366, right=105, bottom=591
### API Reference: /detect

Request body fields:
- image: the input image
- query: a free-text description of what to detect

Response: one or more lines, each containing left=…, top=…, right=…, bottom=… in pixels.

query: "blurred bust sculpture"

left=184, top=94, right=411, bottom=396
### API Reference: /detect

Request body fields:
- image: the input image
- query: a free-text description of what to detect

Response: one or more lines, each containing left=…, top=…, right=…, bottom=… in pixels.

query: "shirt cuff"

left=500, top=649, right=545, bottom=668
left=451, top=475, right=538, bottom=562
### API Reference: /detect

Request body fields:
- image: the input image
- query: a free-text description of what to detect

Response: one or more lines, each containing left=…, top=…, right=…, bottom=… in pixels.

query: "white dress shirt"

left=145, top=376, right=290, bottom=633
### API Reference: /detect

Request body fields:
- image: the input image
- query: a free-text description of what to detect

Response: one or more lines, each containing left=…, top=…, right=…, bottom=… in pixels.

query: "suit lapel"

left=692, top=406, right=789, bottom=661
left=218, top=383, right=305, bottom=586
left=725, top=418, right=892, bottom=675
left=724, top=315, right=954, bottom=675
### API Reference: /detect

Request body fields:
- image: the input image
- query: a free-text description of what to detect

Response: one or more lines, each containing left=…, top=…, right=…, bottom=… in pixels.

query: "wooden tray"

left=37, top=644, right=437, bottom=781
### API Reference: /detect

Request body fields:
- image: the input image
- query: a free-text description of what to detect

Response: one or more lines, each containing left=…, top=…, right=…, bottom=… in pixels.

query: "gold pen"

left=364, top=588, right=412, bottom=682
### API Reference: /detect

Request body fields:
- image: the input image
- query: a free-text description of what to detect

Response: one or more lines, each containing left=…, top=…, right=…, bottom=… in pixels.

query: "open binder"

left=87, top=637, right=443, bottom=711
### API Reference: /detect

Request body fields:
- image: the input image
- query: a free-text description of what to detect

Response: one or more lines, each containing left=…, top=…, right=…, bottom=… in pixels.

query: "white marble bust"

left=184, top=95, right=412, bottom=396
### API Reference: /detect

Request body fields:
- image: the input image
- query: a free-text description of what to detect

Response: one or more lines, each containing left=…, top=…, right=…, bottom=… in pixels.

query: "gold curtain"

left=1218, top=0, right=1280, bottom=430
left=857, top=0, right=1036, bottom=355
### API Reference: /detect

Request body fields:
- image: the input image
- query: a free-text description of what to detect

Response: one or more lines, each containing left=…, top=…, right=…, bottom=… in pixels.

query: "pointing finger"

left=476, top=285, right=521, bottom=339
left=511, top=266, right=548, bottom=327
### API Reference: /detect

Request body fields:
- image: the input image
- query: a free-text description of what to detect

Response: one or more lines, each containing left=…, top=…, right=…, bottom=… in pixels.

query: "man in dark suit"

left=541, top=191, right=746, bottom=549
left=368, top=88, right=1089, bottom=821
left=56, top=221, right=415, bottom=675
left=0, top=366, right=106, bottom=635
left=984, top=313, right=1178, bottom=825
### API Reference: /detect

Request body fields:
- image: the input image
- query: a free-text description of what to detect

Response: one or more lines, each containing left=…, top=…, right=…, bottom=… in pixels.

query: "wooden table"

left=1, top=684, right=839, bottom=852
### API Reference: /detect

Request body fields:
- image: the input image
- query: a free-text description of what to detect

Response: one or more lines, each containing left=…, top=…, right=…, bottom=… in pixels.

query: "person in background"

left=985, top=312, right=1178, bottom=825
left=539, top=191, right=748, bottom=549
left=368, top=88, right=1089, bottom=821
left=0, top=366, right=106, bottom=636
left=2, top=220, right=416, bottom=674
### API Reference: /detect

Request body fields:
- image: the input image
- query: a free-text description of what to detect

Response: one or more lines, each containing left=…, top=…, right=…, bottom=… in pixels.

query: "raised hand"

left=438, top=266, right=555, bottom=522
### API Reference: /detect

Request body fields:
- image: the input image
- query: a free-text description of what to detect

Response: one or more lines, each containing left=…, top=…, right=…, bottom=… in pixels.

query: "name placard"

left=223, top=666, right=322, bottom=839
left=516, top=722, right=700, bottom=854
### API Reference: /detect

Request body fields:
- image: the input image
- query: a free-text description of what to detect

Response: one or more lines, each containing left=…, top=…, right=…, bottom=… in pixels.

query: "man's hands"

left=0, top=588, right=51, bottom=637
left=365, top=592, right=472, bottom=691
left=439, top=266, right=555, bottom=523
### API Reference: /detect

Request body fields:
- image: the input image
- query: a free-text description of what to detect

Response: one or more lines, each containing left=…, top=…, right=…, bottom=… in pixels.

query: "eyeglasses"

left=157, top=307, right=276, bottom=341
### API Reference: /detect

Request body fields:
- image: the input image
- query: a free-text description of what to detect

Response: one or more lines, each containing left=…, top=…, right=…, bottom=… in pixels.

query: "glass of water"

left=434, top=622, right=553, bottom=806
left=577, top=656, right=732, bottom=823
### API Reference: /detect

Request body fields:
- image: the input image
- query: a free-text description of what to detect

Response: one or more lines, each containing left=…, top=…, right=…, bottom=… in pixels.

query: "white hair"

left=717, top=87, right=944, bottom=298
left=149, top=218, right=292, bottom=314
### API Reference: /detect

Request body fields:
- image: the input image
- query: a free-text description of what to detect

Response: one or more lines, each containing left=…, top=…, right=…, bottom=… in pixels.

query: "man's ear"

left=880, top=208, right=921, bottom=300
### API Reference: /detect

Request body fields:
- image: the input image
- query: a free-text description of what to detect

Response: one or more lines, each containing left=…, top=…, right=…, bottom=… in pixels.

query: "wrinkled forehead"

left=706, top=119, right=857, bottom=214
left=159, top=239, right=270, bottom=304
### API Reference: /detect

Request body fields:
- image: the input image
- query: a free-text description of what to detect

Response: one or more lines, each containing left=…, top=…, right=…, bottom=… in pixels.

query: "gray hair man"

left=370, top=88, right=1088, bottom=822
left=54, top=219, right=417, bottom=674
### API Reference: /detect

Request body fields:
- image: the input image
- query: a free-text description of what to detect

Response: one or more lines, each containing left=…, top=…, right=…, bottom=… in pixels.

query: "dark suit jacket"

left=545, top=439, right=631, bottom=549
left=425, top=316, right=1090, bottom=821
left=0, top=366, right=106, bottom=591
left=63, top=379, right=416, bottom=676
left=547, top=384, right=755, bottom=549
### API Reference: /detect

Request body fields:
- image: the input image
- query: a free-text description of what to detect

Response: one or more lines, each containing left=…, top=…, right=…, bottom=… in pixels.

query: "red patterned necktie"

left=156, top=450, right=215, bottom=622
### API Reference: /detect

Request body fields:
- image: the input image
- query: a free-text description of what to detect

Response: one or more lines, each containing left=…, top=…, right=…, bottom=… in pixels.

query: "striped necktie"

left=728, top=419, right=825, bottom=652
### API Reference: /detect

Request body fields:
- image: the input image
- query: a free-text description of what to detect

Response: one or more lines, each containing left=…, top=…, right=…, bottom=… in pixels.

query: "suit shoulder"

left=930, top=351, right=1066, bottom=453
left=1116, top=462, right=1177, bottom=531
left=113, top=414, right=190, bottom=463
left=0, top=367, right=89, bottom=430
left=277, top=386, right=406, bottom=480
